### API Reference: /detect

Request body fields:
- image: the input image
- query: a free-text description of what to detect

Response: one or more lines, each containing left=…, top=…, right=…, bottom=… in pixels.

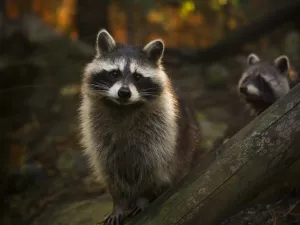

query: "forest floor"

left=1, top=19, right=300, bottom=225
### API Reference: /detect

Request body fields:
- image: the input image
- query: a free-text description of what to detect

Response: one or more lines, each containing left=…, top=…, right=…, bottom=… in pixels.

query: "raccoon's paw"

left=104, top=209, right=125, bottom=225
left=128, top=197, right=150, bottom=217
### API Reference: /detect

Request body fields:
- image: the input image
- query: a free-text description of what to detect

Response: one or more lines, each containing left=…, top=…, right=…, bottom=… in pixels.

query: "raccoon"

left=238, top=53, right=291, bottom=115
left=79, top=29, right=200, bottom=225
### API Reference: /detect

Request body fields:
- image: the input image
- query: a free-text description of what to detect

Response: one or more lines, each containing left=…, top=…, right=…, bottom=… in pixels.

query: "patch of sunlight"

left=180, top=1, right=195, bottom=18
left=227, top=18, right=238, bottom=30
left=60, top=84, right=80, bottom=96
left=218, top=0, right=228, bottom=5
left=197, top=112, right=207, bottom=121
left=147, top=9, right=164, bottom=24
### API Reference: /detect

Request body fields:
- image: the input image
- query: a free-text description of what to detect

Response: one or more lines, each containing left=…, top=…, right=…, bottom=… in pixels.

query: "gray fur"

left=247, top=53, right=260, bottom=65
left=79, top=29, right=200, bottom=224
left=143, top=39, right=164, bottom=63
left=238, top=53, right=291, bottom=115
left=96, top=29, right=116, bottom=56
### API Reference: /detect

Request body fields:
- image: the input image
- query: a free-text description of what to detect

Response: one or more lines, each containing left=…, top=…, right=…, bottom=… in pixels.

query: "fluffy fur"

left=238, top=53, right=291, bottom=115
left=79, top=29, right=200, bottom=225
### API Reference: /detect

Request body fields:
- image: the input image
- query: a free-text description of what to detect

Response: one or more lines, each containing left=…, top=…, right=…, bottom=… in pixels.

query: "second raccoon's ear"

left=274, top=55, right=290, bottom=74
left=143, top=39, right=164, bottom=63
left=247, top=53, right=260, bottom=65
left=96, top=29, right=116, bottom=56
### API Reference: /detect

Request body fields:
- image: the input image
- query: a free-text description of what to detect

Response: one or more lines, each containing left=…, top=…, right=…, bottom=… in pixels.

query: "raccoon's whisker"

left=141, top=91, right=158, bottom=94
left=96, top=81, right=111, bottom=86
left=142, top=88, right=159, bottom=91
left=90, top=83, right=109, bottom=88
left=142, top=95, right=159, bottom=97
left=89, top=95, right=104, bottom=108
left=90, top=84, right=110, bottom=90
left=141, top=91, right=158, bottom=95
left=141, top=92, right=159, bottom=97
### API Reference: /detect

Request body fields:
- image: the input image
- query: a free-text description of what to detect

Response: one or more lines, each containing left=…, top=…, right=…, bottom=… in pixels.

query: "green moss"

left=199, top=120, right=228, bottom=149
left=32, top=197, right=113, bottom=225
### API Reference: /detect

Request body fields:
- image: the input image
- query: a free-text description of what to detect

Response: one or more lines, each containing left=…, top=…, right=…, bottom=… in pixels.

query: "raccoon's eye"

left=133, top=72, right=143, bottom=81
left=110, top=70, right=121, bottom=78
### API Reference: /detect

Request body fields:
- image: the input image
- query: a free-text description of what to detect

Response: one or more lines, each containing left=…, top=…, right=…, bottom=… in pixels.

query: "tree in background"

left=76, top=0, right=110, bottom=45
left=0, top=0, right=5, bottom=38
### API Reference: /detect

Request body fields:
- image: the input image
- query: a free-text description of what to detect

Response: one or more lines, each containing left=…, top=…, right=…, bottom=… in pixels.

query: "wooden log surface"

left=127, top=83, right=300, bottom=225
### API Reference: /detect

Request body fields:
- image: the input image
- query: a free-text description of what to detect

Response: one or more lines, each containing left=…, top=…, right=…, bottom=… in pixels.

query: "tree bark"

left=125, top=3, right=134, bottom=45
left=76, top=0, right=110, bottom=46
left=127, top=83, right=300, bottom=225
left=0, top=0, right=6, bottom=39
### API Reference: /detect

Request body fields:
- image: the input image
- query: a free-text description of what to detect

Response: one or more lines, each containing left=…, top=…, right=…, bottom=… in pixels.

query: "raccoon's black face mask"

left=239, top=74, right=277, bottom=104
left=84, top=29, right=168, bottom=106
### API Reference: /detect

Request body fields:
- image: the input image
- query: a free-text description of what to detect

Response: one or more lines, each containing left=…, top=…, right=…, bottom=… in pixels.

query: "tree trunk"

left=0, top=0, right=6, bottom=39
left=125, top=3, right=134, bottom=45
left=127, top=83, right=300, bottom=225
left=76, top=0, right=110, bottom=46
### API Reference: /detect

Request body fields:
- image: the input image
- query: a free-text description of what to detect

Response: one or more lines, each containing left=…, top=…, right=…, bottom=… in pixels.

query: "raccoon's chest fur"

left=87, top=96, right=179, bottom=194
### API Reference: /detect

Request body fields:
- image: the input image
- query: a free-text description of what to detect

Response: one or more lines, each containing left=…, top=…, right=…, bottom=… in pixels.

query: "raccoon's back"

left=174, top=88, right=201, bottom=172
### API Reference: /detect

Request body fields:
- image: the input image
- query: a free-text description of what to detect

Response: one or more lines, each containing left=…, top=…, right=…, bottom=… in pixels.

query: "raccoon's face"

left=238, top=53, right=290, bottom=105
left=83, top=29, right=167, bottom=105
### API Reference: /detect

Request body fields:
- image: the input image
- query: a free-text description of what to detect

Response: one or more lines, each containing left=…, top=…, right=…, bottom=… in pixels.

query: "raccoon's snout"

left=118, top=87, right=131, bottom=100
left=239, top=83, right=260, bottom=97
left=107, top=82, right=140, bottom=104
left=239, top=86, right=248, bottom=95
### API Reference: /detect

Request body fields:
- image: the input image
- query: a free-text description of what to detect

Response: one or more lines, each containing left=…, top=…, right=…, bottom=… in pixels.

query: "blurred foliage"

left=179, top=1, right=195, bottom=18
left=4, top=0, right=273, bottom=48
left=108, top=0, right=256, bottom=47
left=5, top=0, right=78, bottom=38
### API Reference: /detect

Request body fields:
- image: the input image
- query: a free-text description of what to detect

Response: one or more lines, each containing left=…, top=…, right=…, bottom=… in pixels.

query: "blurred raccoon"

left=79, top=29, right=200, bottom=225
left=238, top=53, right=292, bottom=115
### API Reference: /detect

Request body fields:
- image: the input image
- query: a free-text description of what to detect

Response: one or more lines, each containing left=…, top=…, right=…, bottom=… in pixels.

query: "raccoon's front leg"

left=104, top=198, right=129, bottom=225
left=128, top=184, right=172, bottom=217
left=128, top=197, right=150, bottom=217
left=127, top=190, right=161, bottom=217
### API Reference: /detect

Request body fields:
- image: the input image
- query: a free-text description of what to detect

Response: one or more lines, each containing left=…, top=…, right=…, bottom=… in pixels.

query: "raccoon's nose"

left=239, top=86, right=248, bottom=95
left=118, top=87, right=131, bottom=100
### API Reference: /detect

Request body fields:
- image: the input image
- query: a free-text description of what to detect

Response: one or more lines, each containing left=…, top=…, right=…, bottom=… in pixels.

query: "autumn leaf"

left=179, top=0, right=195, bottom=19
left=227, top=18, right=238, bottom=30
left=218, top=0, right=228, bottom=6
left=187, top=13, right=204, bottom=25
left=289, top=67, right=298, bottom=82
left=147, top=9, right=164, bottom=24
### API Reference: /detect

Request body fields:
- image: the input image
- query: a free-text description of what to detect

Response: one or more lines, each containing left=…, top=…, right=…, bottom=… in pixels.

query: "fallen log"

left=127, top=83, right=300, bottom=225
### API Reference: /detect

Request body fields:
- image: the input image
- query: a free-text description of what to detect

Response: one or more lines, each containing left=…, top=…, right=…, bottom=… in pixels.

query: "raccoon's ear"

left=274, top=55, right=290, bottom=74
left=96, top=29, right=116, bottom=56
left=247, top=53, right=260, bottom=65
left=143, top=39, right=164, bottom=63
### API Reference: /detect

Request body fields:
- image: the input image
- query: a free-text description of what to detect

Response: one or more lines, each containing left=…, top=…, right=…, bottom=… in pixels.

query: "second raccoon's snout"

left=239, top=86, right=248, bottom=95
left=118, top=87, right=131, bottom=100
left=239, top=83, right=260, bottom=97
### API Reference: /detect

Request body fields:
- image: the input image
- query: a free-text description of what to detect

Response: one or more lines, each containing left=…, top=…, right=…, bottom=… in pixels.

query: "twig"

left=283, top=199, right=300, bottom=217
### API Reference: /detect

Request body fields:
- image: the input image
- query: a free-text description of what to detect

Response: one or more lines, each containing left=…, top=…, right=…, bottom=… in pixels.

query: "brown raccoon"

left=79, top=29, right=200, bottom=225
left=238, top=53, right=291, bottom=115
